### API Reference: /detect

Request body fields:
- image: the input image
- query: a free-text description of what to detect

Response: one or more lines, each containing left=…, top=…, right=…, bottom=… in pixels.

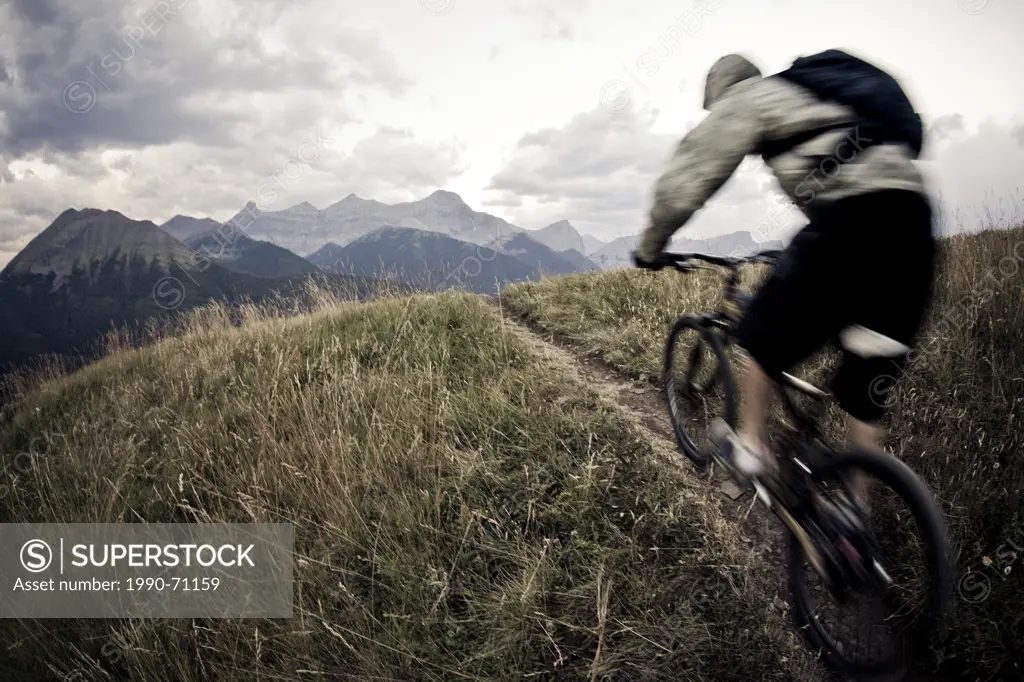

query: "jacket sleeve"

left=637, top=97, right=764, bottom=260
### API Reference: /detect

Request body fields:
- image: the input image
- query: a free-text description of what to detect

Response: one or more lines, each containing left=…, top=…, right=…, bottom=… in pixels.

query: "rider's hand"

left=632, top=250, right=665, bottom=271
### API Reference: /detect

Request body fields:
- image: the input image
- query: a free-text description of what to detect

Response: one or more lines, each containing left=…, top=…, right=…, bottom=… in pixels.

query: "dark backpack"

left=760, top=50, right=924, bottom=161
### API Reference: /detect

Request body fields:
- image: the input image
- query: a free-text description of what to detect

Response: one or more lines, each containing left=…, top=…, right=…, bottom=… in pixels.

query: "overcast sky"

left=1, top=0, right=1022, bottom=267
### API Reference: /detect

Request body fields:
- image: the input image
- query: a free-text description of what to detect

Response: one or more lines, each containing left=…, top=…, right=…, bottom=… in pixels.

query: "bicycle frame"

left=665, top=250, right=845, bottom=576
left=672, top=252, right=833, bottom=448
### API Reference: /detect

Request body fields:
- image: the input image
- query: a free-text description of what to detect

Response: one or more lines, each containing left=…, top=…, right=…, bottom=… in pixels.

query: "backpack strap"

left=759, top=120, right=867, bottom=161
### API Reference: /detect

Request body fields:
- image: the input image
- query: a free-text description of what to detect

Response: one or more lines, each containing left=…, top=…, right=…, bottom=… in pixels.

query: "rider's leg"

left=833, top=333, right=913, bottom=515
left=736, top=354, right=776, bottom=475
left=834, top=322, right=913, bottom=511
left=731, top=219, right=842, bottom=480
left=846, top=417, right=884, bottom=511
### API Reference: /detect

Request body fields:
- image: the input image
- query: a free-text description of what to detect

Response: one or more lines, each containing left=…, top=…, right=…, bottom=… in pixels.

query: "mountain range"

left=183, top=223, right=317, bottom=279
left=226, top=190, right=533, bottom=256
left=309, top=227, right=540, bottom=295
left=308, top=226, right=600, bottom=295
left=0, top=212, right=316, bottom=370
left=0, top=190, right=784, bottom=372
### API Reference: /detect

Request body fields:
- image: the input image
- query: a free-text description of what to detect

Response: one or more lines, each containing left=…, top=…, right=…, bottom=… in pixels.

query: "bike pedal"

left=708, top=419, right=757, bottom=489
left=751, top=478, right=773, bottom=507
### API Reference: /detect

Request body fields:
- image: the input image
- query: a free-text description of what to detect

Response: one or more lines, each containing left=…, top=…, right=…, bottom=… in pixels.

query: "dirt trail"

left=487, top=298, right=790, bottom=585
left=488, top=297, right=933, bottom=682
left=490, top=299, right=786, bottom=542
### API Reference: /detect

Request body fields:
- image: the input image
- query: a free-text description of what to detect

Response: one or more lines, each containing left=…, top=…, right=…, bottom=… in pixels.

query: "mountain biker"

left=632, top=52, right=937, bottom=530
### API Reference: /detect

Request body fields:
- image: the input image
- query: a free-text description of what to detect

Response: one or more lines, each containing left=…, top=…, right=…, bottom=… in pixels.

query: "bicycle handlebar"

left=662, top=249, right=783, bottom=271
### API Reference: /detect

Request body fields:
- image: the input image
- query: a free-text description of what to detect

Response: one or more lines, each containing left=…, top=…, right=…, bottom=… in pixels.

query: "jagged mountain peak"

left=322, top=193, right=383, bottom=216
left=290, top=201, right=319, bottom=212
left=542, top=219, right=575, bottom=232
left=530, top=219, right=586, bottom=254
left=421, top=189, right=468, bottom=207
left=163, top=213, right=197, bottom=223
left=1, top=207, right=189, bottom=284
left=161, top=214, right=222, bottom=241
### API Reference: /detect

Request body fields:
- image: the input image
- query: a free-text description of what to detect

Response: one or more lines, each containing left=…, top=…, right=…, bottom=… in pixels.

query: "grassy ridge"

left=0, top=293, right=817, bottom=680
left=499, top=265, right=770, bottom=382
left=503, top=226, right=1024, bottom=678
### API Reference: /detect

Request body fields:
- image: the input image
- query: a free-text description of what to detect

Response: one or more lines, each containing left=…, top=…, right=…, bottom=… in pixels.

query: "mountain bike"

left=658, top=250, right=953, bottom=678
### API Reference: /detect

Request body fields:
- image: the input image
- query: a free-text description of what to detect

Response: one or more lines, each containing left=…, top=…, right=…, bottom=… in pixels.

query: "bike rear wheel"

left=662, top=315, right=737, bottom=468
left=787, top=447, right=953, bottom=677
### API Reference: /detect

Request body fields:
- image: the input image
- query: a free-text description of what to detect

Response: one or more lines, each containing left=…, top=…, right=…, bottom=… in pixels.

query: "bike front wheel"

left=787, top=447, right=954, bottom=678
left=662, top=314, right=738, bottom=469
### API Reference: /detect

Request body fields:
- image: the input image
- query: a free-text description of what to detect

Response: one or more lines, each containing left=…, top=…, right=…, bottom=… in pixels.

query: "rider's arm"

left=637, top=96, right=764, bottom=261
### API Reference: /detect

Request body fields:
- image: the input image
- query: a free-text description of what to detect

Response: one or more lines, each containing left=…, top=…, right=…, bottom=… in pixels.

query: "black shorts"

left=733, top=190, right=937, bottom=423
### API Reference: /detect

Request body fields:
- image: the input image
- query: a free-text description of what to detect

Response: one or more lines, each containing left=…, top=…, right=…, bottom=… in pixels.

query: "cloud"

left=482, top=194, right=524, bottom=209
left=511, top=1, right=583, bottom=41
left=327, top=128, right=465, bottom=203
left=486, top=103, right=798, bottom=241
left=0, top=0, right=463, bottom=268
left=1012, top=124, right=1024, bottom=148
left=926, top=113, right=967, bottom=143
left=487, top=105, right=672, bottom=230
left=0, top=0, right=407, bottom=159
left=922, top=117, right=1024, bottom=232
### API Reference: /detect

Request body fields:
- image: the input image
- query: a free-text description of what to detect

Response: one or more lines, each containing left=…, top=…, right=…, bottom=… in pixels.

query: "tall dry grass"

left=0, top=291, right=819, bottom=681
left=0, top=274, right=389, bottom=425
